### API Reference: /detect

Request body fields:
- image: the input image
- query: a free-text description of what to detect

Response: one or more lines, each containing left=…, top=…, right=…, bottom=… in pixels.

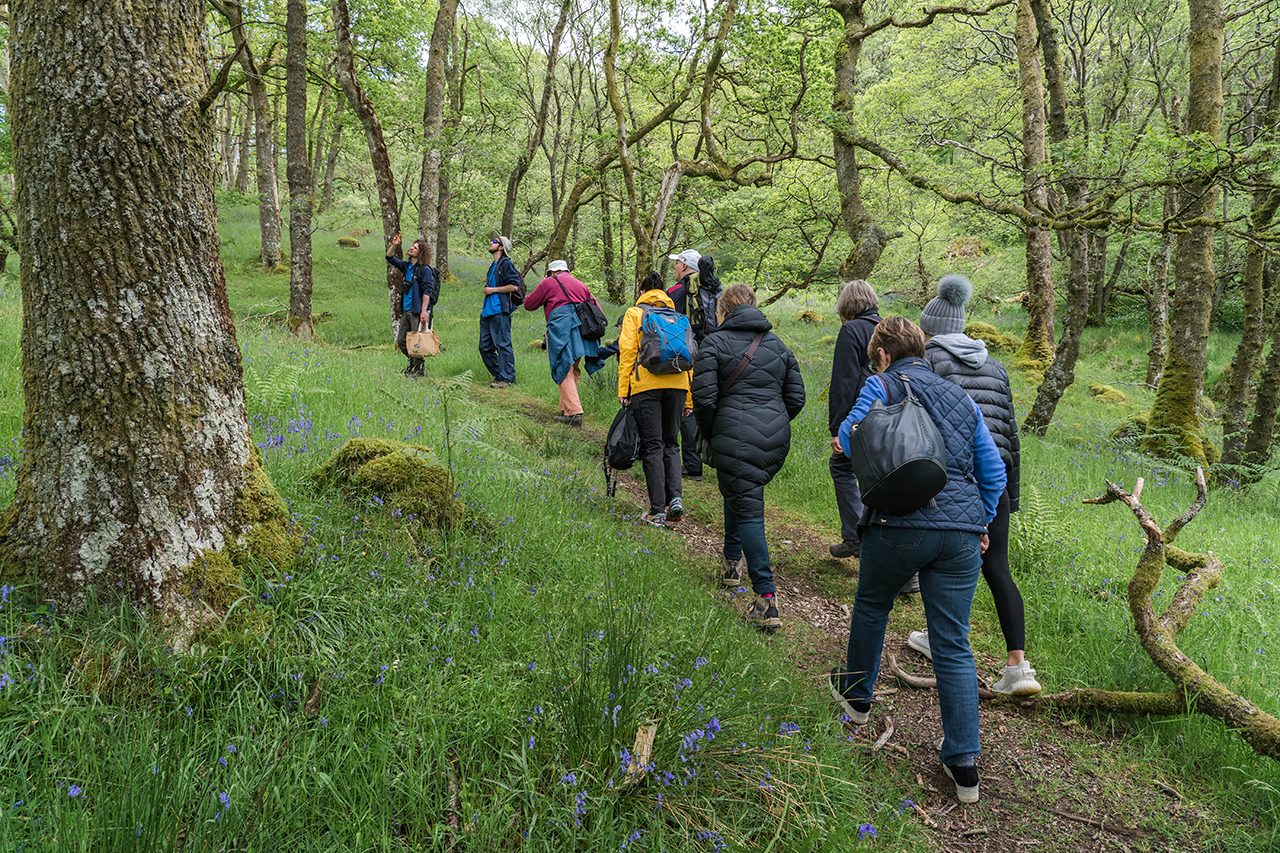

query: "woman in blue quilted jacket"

left=830, top=316, right=1005, bottom=805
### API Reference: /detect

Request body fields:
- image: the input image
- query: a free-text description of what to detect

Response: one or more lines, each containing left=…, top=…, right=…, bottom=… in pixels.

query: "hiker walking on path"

left=830, top=316, right=1005, bottom=805
left=523, top=259, right=603, bottom=427
left=908, top=274, right=1041, bottom=696
left=385, top=233, right=439, bottom=378
left=692, top=285, right=806, bottom=631
left=826, top=279, right=881, bottom=559
left=480, top=235, right=523, bottom=388
left=667, top=249, right=706, bottom=481
left=618, top=272, right=694, bottom=528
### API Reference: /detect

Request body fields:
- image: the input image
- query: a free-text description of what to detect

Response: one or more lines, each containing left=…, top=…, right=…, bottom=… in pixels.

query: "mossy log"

left=891, top=468, right=1280, bottom=762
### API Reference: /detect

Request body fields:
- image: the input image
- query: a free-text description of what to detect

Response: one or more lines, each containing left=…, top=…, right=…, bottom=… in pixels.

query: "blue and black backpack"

left=636, top=305, right=696, bottom=375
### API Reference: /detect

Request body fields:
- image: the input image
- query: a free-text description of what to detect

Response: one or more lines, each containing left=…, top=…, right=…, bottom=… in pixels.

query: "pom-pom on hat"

left=919, top=273, right=973, bottom=336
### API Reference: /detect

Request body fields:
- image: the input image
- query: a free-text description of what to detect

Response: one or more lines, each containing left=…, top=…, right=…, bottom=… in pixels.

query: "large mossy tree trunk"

left=1014, top=0, right=1055, bottom=371
left=1143, top=0, right=1223, bottom=463
left=831, top=0, right=891, bottom=281
left=0, top=0, right=295, bottom=613
left=285, top=0, right=314, bottom=340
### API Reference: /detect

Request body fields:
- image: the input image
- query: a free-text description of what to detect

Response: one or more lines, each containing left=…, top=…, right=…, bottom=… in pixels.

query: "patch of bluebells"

left=859, top=823, right=876, bottom=840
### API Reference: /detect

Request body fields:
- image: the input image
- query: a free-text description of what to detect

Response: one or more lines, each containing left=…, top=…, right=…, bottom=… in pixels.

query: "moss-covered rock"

left=796, top=309, right=823, bottom=325
left=817, top=335, right=836, bottom=346
left=312, top=437, right=463, bottom=530
left=965, top=321, right=1022, bottom=355
left=1110, top=412, right=1150, bottom=444
left=1089, top=384, right=1127, bottom=405
left=337, top=237, right=361, bottom=248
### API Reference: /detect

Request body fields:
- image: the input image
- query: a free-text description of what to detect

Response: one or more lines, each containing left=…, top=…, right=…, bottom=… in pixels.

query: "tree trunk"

left=1015, top=0, right=1055, bottom=370
left=1145, top=0, right=1224, bottom=462
left=234, top=98, right=251, bottom=193
left=1086, top=231, right=1108, bottom=326
left=333, top=0, right=401, bottom=331
left=1240, top=260, right=1280, bottom=476
left=500, top=0, right=573, bottom=238
left=830, top=0, right=891, bottom=281
left=309, top=86, right=329, bottom=197
left=602, top=179, right=620, bottom=303
left=1023, top=0, right=1093, bottom=436
left=418, top=0, right=458, bottom=265
left=319, top=101, right=343, bottom=215
left=285, top=0, right=313, bottom=339
left=1146, top=188, right=1176, bottom=387
left=0, top=0, right=295, bottom=614
left=1219, top=38, right=1280, bottom=473
left=212, top=1, right=282, bottom=269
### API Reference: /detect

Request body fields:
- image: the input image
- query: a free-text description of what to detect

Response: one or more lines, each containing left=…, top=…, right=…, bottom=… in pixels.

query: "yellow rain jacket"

left=617, top=289, right=693, bottom=407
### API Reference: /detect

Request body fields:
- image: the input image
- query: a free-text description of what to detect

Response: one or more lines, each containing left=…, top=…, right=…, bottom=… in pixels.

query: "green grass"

left=0, top=211, right=1277, bottom=849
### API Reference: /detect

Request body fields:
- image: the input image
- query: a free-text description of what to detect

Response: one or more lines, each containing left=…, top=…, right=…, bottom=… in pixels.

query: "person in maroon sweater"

left=523, top=260, right=603, bottom=426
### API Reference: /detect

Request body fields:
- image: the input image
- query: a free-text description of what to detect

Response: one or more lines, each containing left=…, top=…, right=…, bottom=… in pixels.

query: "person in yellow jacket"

left=618, top=272, right=694, bottom=528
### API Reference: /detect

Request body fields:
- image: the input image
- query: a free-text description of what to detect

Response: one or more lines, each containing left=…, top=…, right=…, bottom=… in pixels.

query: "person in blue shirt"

left=385, top=233, right=439, bottom=377
left=828, top=316, right=1005, bottom=806
left=480, top=235, right=523, bottom=388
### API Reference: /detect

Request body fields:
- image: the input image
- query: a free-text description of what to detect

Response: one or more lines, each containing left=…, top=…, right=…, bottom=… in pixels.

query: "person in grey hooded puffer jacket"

left=909, top=273, right=1040, bottom=697
left=692, top=285, right=805, bottom=630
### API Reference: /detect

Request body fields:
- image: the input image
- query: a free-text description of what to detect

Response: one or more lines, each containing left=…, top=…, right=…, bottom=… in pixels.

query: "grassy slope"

left=0, top=207, right=1275, bottom=849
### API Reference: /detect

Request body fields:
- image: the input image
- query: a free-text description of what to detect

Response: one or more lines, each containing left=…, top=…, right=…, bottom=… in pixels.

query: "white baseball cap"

left=668, top=249, right=701, bottom=268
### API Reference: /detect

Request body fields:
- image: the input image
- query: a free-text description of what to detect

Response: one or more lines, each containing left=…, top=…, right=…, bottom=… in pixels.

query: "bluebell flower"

left=859, top=823, right=876, bottom=840
left=68, top=785, right=83, bottom=798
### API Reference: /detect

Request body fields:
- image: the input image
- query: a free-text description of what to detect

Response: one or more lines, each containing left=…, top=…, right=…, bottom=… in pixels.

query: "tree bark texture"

left=1241, top=260, right=1280, bottom=476
left=333, top=0, right=401, bottom=329
left=1, top=0, right=295, bottom=612
left=831, top=0, right=891, bottom=281
left=285, top=0, right=313, bottom=339
left=1145, top=189, right=1176, bottom=387
left=1015, top=0, right=1055, bottom=370
left=1144, top=0, right=1224, bottom=462
left=418, top=0, right=458, bottom=265
left=234, top=98, right=251, bottom=193
left=319, top=101, right=343, bottom=215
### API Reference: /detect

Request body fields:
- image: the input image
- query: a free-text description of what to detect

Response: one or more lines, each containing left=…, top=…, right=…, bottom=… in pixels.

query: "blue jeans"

left=479, top=312, right=515, bottom=382
left=723, top=503, right=774, bottom=596
left=842, top=525, right=982, bottom=765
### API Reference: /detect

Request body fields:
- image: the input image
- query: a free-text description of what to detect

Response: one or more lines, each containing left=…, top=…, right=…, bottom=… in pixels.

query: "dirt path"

left=607, top=459, right=1245, bottom=851
left=508, top=400, right=1252, bottom=852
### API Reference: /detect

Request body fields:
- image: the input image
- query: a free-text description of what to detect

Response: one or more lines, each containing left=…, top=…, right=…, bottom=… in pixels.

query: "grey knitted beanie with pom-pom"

left=918, top=273, right=973, bottom=336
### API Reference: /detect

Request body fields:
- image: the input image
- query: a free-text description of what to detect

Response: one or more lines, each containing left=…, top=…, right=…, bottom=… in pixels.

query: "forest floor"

left=563, top=412, right=1256, bottom=853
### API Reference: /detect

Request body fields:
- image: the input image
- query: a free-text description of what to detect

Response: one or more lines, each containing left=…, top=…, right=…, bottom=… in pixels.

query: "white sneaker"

left=907, top=630, right=932, bottom=661
left=992, top=660, right=1042, bottom=696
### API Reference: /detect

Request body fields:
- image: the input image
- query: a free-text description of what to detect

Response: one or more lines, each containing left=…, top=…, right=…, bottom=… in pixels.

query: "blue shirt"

left=482, top=263, right=503, bottom=317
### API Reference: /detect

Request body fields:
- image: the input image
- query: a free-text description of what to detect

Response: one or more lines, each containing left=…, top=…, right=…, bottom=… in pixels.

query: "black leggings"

left=983, top=489, right=1026, bottom=652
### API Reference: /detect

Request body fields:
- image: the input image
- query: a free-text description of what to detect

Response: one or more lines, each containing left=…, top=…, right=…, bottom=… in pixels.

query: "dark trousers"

left=680, top=411, right=702, bottom=476
left=479, top=312, right=515, bottom=382
left=633, top=388, right=684, bottom=514
left=982, top=489, right=1025, bottom=652
left=828, top=451, right=866, bottom=543
left=723, top=498, right=773, bottom=596
left=396, top=310, right=426, bottom=372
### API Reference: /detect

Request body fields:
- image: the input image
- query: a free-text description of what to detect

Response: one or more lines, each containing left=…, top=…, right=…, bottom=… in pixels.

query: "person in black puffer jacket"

left=907, top=274, right=1040, bottom=696
left=692, top=285, right=805, bottom=630
left=826, top=280, right=881, bottom=559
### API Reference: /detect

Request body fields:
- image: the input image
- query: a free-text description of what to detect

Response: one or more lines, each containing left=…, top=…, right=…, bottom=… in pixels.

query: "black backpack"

left=603, top=406, right=640, bottom=496
left=847, top=372, right=947, bottom=515
left=690, top=256, right=723, bottom=340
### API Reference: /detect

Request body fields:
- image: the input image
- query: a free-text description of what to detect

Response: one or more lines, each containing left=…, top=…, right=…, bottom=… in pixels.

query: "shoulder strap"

left=551, top=273, right=574, bottom=302
left=722, top=332, right=765, bottom=391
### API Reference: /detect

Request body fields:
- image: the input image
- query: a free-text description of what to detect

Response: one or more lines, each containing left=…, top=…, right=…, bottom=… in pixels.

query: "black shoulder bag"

left=847, top=372, right=947, bottom=515
left=553, top=275, right=608, bottom=341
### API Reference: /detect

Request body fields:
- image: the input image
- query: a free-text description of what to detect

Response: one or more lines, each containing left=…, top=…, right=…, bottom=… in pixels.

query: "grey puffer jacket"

left=692, top=305, right=805, bottom=517
left=925, top=334, right=1021, bottom=512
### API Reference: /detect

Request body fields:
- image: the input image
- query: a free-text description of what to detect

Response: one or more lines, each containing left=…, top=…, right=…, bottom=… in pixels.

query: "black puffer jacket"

left=692, top=305, right=806, bottom=517
left=925, top=335, right=1021, bottom=512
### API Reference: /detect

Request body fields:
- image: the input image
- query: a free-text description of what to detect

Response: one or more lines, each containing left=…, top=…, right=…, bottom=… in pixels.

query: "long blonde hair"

left=717, top=284, right=757, bottom=323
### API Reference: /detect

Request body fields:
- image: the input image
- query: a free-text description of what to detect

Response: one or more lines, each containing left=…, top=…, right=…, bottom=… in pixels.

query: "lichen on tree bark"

left=0, top=0, right=297, bottom=614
